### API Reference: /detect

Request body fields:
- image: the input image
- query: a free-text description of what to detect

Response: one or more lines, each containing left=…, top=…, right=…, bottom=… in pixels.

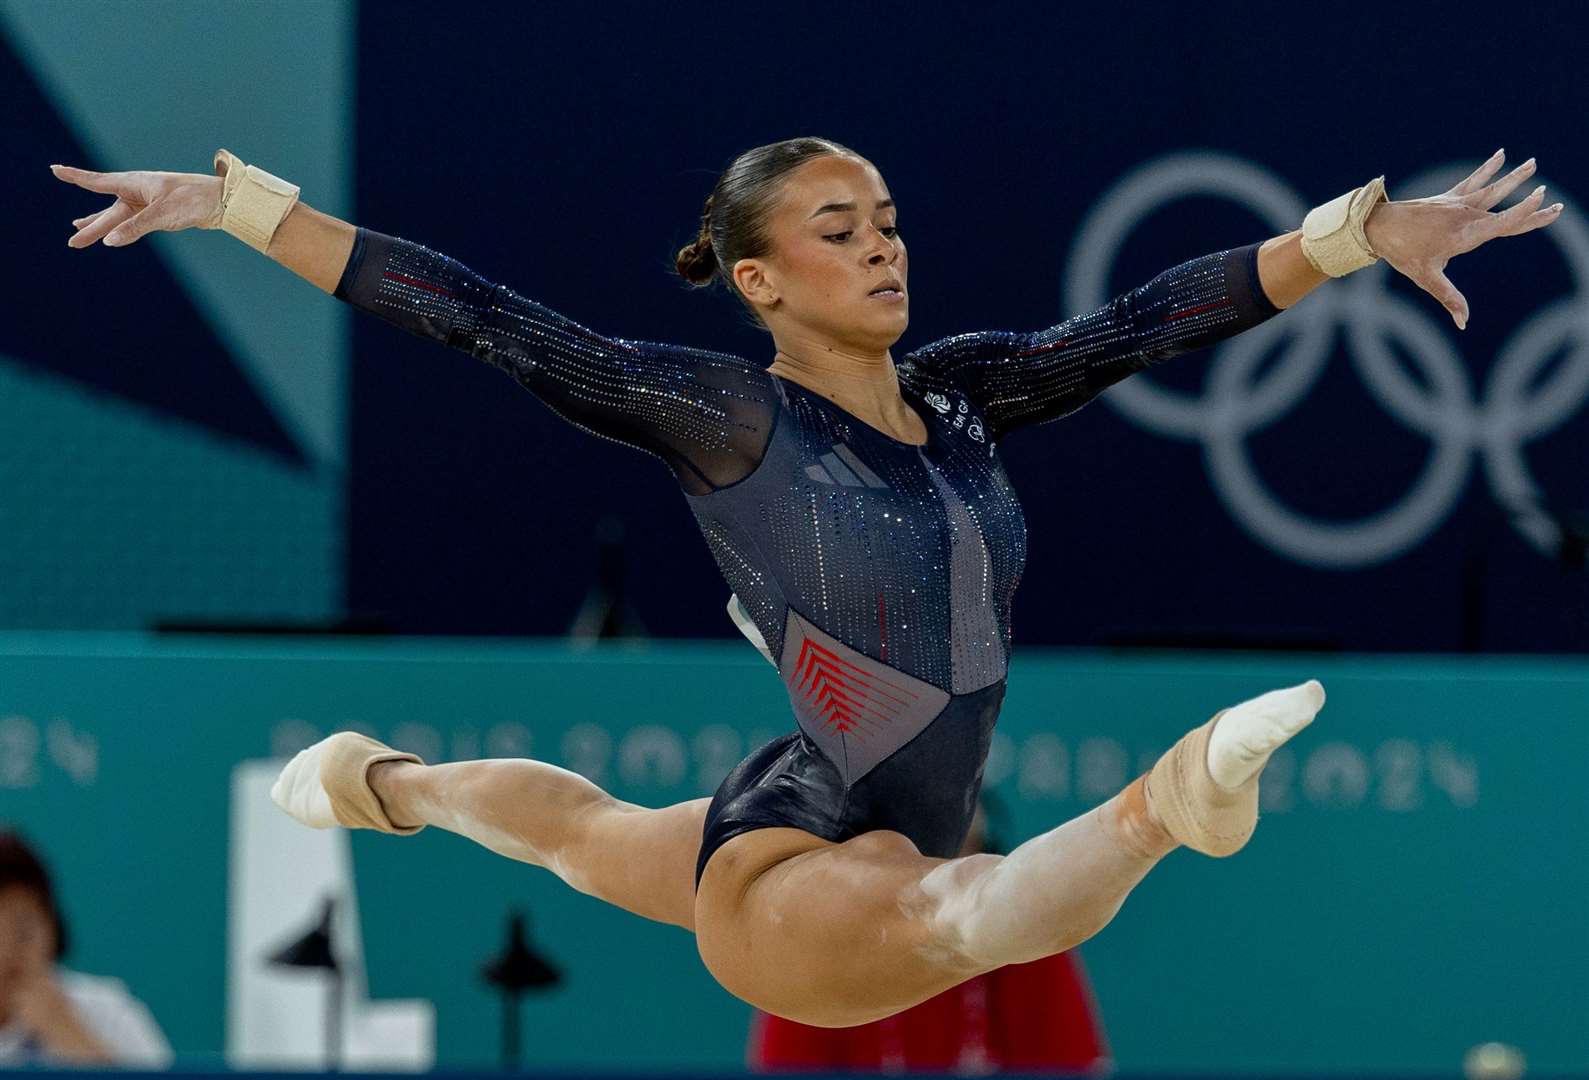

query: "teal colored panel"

left=0, top=0, right=354, bottom=465
left=0, top=0, right=349, bottom=629
left=0, top=637, right=1585, bottom=1073
left=0, top=362, right=337, bottom=626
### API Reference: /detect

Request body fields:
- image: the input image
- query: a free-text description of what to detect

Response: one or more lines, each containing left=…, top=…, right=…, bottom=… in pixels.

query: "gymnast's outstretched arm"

left=904, top=150, right=1563, bottom=440
left=49, top=162, right=774, bottom=494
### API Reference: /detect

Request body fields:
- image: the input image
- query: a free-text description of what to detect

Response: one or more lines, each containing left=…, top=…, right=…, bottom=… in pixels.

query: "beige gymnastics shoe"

left=271, top=731, right=425, bottom=835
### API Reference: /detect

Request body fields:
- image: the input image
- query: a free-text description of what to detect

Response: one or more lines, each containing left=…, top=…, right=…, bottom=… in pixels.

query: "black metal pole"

left=503, top=987, right=521, bottom=1069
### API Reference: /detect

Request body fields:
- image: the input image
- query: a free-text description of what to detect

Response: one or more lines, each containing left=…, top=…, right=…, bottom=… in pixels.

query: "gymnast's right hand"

left=271, top=732, right=428, bottom=835
left=49, top=164, right=222, bottom=248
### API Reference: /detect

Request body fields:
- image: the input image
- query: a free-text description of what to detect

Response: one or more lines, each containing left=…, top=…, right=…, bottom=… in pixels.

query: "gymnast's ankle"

left=1108, top=774, right=1178, bottom=859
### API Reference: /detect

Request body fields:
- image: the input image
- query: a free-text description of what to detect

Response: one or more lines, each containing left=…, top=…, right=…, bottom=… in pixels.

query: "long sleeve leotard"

left=333, top=228, right=1281, bottom=883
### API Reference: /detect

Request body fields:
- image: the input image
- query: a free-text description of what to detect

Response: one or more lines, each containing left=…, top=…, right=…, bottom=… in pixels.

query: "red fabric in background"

left=747, top=950, right=1109, bottom=1073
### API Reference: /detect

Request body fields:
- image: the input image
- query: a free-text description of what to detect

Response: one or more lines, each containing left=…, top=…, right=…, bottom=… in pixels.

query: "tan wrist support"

left=1300, top=175, right=1388, bottom=277
left=209, top=148, right=301, bottom=253
left=320, top=732, right=426, bottom=835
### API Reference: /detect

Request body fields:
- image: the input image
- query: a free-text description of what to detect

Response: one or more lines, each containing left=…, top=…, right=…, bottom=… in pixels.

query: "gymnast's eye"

left=824, top=226, right=900, bottom=243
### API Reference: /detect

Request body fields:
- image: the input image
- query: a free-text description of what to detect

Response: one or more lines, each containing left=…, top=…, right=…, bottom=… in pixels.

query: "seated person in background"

left=0, top=830, right=173, bottom=1069
left=748, top=797, right=1112, bottom=1074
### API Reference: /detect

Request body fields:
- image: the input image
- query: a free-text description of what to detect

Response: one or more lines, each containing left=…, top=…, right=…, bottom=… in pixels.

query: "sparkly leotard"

left=333, top=229, right=1281, bottom=885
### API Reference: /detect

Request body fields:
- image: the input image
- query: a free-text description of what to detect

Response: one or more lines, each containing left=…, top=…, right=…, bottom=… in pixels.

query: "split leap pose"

left=53, top=140, right=1559, bottom=1025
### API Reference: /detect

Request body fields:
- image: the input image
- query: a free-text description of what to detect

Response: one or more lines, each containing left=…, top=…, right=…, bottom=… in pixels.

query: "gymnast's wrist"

left=1361, top=199, right=1403, bottom=264
left=1299, top=175, right=1388, bottom=277
left=207, top=148, right=301, bottom=254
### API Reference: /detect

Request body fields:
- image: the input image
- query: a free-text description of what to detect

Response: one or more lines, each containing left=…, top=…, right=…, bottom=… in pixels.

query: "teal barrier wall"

left=1, top=635, right=1585, bottom=1073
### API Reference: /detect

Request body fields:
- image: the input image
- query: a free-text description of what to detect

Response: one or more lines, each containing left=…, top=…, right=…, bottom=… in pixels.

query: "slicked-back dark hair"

left=0, top=830, right=68, bottom=959
left=675, top=137, right=863, bottom=328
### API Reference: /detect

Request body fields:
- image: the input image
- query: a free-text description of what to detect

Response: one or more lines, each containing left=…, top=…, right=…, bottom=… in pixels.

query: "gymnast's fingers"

left=49, top=163, right=140, bottom=197
left=68, top=201, right=135, bottom=248
left=71, top=207, right=111, bottom=229
left=1415, top=265, right=1469, bottom=330
left=102, top=202, right=183, bottom=247
left=1491, top=186, right=1563, bottom=238
left=1509, top=199, right=1567, bottom=236
left=1446, top=148, right=1505, bottom=197
left=1467, top=156, right=1536, bottom=211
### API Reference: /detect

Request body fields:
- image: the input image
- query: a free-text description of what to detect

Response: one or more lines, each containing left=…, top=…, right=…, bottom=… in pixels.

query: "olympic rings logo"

left=1064, top=152, right=1589, bottom=568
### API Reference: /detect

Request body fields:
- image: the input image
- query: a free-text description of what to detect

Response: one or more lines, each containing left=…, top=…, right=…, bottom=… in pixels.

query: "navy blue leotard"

left=333, top=228, right=1280, bottom=886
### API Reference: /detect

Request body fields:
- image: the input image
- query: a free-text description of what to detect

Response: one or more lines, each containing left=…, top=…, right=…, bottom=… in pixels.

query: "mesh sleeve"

left=900, top=242, right=1282, bottom=439
left=333, top=228, right=773, bottom=493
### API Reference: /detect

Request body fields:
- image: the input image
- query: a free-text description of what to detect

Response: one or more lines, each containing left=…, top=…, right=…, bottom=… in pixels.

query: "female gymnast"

left=52, top=140, right=1559, bottom=1026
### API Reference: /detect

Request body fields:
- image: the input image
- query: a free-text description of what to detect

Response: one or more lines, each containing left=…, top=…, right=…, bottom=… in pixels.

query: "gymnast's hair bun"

left=675, top=193, right=718, bottom=286
left=675, top=140, right=856, bottom=316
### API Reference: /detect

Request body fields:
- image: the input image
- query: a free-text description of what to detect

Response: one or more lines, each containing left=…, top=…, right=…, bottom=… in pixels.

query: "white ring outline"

left=1065, top=153, right=1589, bottom=567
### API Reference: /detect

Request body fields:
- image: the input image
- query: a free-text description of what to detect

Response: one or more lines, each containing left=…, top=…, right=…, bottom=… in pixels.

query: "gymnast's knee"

left=899, top=852, right=1005, bottom=969
left=909, top=851, right=1114, bottom=969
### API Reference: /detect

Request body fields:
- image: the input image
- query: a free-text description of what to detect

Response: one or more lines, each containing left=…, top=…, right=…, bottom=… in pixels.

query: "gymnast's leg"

left=273, top=742, right=709, bottom=931
left=694, top=680, right=1325, bottom=1027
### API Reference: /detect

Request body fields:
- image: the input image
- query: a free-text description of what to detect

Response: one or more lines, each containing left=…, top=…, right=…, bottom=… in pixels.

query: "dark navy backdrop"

left=347, top=1, right=1587, bottom=651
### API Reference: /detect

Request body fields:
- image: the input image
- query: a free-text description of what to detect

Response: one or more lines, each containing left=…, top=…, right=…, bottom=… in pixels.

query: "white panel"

left=227, top=760, right=433, bottom=1070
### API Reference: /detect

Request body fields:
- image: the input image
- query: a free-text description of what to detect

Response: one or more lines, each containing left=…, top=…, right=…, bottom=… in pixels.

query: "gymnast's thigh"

left=693, top=826, right=991, bottom=1028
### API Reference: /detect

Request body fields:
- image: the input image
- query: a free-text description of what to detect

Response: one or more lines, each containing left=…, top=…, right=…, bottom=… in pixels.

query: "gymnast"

left=51, top=140, right=1559, bottom=1025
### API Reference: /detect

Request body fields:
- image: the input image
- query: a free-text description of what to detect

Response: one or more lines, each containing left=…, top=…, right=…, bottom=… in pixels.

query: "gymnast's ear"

left=732, top=257, right=778, bottom=309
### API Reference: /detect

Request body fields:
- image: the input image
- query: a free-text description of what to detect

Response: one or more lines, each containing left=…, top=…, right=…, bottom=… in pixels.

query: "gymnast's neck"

left=767, top=340, right=909, bottom=416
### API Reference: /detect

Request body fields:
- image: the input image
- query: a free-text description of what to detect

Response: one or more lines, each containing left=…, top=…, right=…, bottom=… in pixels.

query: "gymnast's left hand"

left=1362, top=150, right=1563, bottom=331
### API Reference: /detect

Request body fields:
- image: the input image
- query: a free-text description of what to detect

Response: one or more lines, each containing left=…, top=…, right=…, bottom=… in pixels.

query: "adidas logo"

left=804, top=443, right=890, bottom=489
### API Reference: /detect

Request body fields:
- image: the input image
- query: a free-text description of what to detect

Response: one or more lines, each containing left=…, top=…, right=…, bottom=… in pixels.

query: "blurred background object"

left=567, top=516, right=647, bottom=643
left=267, top=898, right=344, bottom=1067
left=0, top=831, right=172, bottom=1069
left=476, top=908, right=565, bottom=1073
left=227, top=761, right=434, bottom=1071
left=1465, top=1041, right=1528, bottom=1080
left=480, top=910, right=562, bottom=1069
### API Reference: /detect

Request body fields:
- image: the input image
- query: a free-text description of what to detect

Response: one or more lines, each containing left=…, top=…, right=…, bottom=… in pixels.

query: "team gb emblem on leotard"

left=923, top=391, right=952, bottom=413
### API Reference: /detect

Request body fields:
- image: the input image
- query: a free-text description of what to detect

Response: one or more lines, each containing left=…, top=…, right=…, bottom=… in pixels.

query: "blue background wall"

left=0, top=0, right=1583, bottom=649
left=340, top=1, right=1589, bottom=651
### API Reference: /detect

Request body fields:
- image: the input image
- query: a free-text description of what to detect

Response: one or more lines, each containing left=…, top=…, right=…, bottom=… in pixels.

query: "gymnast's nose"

left=863, top=226, right=896, bottom=265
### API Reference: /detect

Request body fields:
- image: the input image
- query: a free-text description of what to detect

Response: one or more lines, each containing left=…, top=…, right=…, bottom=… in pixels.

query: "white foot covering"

left=1206, top=680, right=1326, bottom=790
left=272, top=739, right=338, bottom=828
left=1145, top=679, right=1325, bottom=857
left=270, top=732, right=425, bottom=834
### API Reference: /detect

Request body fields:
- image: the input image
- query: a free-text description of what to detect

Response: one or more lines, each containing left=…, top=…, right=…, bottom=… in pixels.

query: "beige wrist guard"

left=208, top=148, right=301, bottom=253
left=321, top=732, right=426, bottom=835
left=1299, top=175, right=1388, bottom=277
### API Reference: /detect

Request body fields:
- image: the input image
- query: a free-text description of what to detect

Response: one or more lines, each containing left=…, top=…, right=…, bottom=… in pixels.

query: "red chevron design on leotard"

left=792, top=637, right=919, bottom=739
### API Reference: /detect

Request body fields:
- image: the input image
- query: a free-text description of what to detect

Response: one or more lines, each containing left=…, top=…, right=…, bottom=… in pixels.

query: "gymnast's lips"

left=868, top=280, right=906, bottom=300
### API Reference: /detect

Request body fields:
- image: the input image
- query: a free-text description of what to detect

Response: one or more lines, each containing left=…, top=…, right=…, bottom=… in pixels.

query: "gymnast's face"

left=735, top=154, right=908, bottom=353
